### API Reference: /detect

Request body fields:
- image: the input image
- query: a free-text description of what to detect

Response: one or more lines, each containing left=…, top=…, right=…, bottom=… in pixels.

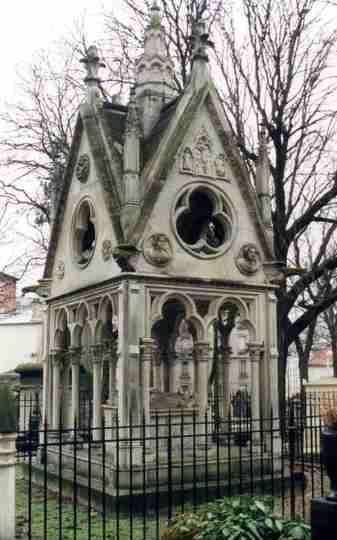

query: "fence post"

left=0, top=432, right=16, bottom=540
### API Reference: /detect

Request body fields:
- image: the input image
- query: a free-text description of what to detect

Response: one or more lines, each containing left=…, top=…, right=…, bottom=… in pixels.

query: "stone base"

left=311, top=497, right=337, bottom=540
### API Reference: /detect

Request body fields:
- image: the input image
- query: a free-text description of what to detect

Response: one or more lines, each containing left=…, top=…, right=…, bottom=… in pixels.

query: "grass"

left=16, top=465, right=167, bottom=540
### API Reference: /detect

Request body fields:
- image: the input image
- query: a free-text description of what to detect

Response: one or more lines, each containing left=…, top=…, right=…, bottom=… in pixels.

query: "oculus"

left=172, top=184, right=234, bottom=258
left=72, top=198, right=96, bottom=267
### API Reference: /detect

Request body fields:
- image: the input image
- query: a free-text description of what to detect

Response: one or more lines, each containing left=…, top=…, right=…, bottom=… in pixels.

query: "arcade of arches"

left=44, top=280, right=278, bottom=436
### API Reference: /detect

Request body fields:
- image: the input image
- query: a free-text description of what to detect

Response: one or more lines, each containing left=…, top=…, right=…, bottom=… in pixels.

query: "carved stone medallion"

left=143, top=233, right=172, bottom=266
left=76, top=154, right=90, bottom=183
left=236, top=243, right=262, bottom=275
left=56, top=260, right=65, bottom=280
left=102, top=239, right=113, bottom=262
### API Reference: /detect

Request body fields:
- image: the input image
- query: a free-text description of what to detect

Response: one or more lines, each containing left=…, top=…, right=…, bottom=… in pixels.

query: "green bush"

left=162, top=497, right=310, bottom=540
left=0, top=384, right=17, bottom=433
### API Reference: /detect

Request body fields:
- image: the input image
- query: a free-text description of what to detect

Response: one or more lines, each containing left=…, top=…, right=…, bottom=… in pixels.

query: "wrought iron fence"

left=15, top=395, right=331, bottom=540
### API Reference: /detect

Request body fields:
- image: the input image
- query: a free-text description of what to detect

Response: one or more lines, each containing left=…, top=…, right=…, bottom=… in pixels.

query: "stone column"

left=195, top=341, right=210, bottom=416
left=91, top=345, right=102, bottom=441
left=248, top=343, right=264, bottom=446
left=70, top=348, right=81, bottom=429
left=140, top=338, right=155, bottom=422
left=221, top=346, right=232, bottom=419
left=52, top=350, right=63, bottom=430
left=0, top=433, right=16, bottom=540
left=107, top=341, right=118, bottom=406
left=170, top=354, right=178, bottom=394
left=62, top=356, right=71, bottom=429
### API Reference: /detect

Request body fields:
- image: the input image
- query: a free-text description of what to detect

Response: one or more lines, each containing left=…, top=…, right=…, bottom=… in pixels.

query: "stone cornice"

left=46, top=271, right=278, bottom=306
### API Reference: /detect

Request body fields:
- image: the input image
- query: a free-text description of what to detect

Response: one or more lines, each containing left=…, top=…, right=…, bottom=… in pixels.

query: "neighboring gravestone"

left=311, top=498, right=337, bottom=540
left=0, top=385, right=17, bottom=540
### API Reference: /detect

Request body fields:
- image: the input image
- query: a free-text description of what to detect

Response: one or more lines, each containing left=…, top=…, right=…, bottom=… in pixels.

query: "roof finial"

left=191, top=19, right=213, bottom=63
left=258, top=124, right=269, bottom=161
left=80, top=45, right=105, bottom=105
left=150, top=0, right=161, bottom=28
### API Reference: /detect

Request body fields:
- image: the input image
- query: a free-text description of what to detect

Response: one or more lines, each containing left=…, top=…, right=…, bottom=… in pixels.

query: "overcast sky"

left=0, top=1, right=127, bottom=281
left=0, top=0, right=124, bottom=105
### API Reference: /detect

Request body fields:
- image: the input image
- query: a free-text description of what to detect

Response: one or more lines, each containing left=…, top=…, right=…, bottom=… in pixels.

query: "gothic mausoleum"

left=40, top=3, right=280, bottom=446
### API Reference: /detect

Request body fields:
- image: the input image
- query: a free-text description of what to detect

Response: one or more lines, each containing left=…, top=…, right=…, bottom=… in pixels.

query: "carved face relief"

left=56, top=260, right=65, bottom=280
left=173, top=184, right=234, bottom=258
left=143, top=233, right=173, bottom=266
left=102, top=239, right=113, bottom=262
left=76, top=154, right=90, bottom=184
left=236, top=243, right=262, bottom=275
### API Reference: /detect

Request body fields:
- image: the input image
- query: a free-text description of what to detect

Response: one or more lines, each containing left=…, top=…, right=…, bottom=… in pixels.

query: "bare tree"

left=2, top=0, right=337, bottom=407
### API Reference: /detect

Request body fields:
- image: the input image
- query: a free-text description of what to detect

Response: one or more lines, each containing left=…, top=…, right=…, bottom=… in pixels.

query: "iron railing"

left=15, top=395, right=331, bottom=540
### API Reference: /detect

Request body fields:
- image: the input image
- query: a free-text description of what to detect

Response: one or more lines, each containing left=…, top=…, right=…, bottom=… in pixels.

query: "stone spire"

left=80, top=45, right=105, bottom=106
left=256, top=126, right=272, bottom=228
left=189, top=19, right=213, bottom=90
left=135, top=1, right=176, bottom=138
left=121, top=87, right=141, bottom=238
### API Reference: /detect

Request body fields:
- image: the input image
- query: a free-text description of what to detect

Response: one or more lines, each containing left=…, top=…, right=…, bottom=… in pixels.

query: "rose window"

left=172, top=184, right=234, bottom=258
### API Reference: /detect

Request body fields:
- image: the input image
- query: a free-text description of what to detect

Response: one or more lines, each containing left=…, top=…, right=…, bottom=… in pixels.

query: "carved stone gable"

left=180, top=126, right=229, bottom=181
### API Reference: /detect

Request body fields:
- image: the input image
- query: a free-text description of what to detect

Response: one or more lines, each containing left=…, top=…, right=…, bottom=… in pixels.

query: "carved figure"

left=182, top=148, right=193, bottom=172
left=76, top=154, right=90, bottom=183
left=215, top=154, right=226, bottom=178
left=56, top=261, right=65, bottom=280
left=201, top=220, right=222, bottom=248
left=144, top=233, right=172, bottom=266
left=175, top=319, right=194, bottom=355
left=236, top=244, right=262, bottom=275
left=102, top=239, right=113, bottom=261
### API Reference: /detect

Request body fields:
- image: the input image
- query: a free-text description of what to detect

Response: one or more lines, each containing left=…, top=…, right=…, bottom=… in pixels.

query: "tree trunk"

left=332, top=340, right=337, bottom=378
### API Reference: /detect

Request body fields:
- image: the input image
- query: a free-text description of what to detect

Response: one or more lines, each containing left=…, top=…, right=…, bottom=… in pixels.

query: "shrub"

left=162, top=497, right=310, bottom=540
left=0, top=384, right=17, bottom=433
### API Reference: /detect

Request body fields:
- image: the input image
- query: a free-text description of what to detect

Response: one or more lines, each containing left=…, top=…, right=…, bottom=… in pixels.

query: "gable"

left=134, top=102, right=271, bottom=284
left=47, top=121, right=123, bottom=298
left=44, top=103, right=126, bottom=287
left=131, top=82, right=273, bottom=264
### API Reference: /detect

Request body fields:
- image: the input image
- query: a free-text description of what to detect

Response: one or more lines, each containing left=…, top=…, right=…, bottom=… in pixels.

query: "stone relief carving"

left=76, top=154, right=90, bottom=183
left=55, top=260, right=65, bottom=280
left=236, top=244, right=262, bottom=275
left=143, top=233, right=173, bottom=266
left=215, top=154, right=227, bottom=178
left=180, top=128, right=229, bottom=180
left=102, top=239, right=113, bottom=261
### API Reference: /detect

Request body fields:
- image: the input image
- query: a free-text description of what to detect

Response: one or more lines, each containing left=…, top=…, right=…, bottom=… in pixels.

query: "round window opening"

left=173, top=184, right=234, bottom=258
left=72, top=199, right=96, bottom=267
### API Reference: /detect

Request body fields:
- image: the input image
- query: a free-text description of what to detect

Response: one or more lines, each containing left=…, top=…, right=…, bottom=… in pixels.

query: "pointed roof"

left=134, top=1, right=175, bottom=98
left=43, top=103, right=126, bottom=279
left=130, top=78, right=274, bottom=260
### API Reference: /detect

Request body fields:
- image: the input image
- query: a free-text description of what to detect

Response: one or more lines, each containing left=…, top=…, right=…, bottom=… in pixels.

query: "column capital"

left=50, top=349, right=65, bottom=366
left=195, top=341, right=210, bottom=361
left=219, top=345, right=232, bottom=363
left=248, top=342, right=264, bottom=361
left=90, top=344, right=103, bottom=365
left=69, top=347, right=82, bottom=366
left=140, top=337, right=156, bottom=362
